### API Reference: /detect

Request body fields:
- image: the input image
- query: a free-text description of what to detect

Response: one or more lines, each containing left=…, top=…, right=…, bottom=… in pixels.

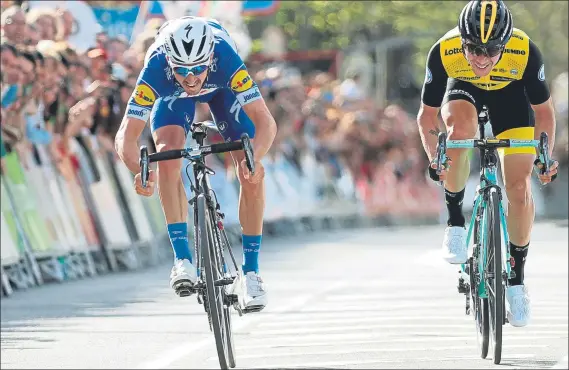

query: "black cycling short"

left=441, top=78, right=534, bottom=137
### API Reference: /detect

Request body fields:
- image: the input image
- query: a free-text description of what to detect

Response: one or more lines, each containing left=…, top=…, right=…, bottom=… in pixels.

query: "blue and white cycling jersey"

left=125, top=18, right=262, bottom=141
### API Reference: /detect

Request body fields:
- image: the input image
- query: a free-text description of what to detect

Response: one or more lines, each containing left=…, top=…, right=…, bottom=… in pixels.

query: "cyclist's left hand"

left=534, top=158, right=559, bottom=185
left=241, top=159, right=264, bottom=184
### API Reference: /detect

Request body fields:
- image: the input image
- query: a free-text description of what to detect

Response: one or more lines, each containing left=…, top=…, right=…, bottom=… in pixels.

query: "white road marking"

left=551, top=355, right=569, bottom=369
left=250, top=323, right=563, bottom=336
left=244, top=353, right=537, bottom=369
left=257, top=315, right=568, bottom=327
left=208, top=344, right=547, bottom=361
left=235, top=336, right=564, bottom=350
left=136, top=281, right=346, bottom=369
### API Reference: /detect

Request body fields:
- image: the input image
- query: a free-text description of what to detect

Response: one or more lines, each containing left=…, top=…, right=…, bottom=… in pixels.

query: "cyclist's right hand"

left=428, top=157, right=453, bottom=183
left=134, top=169, right=156, bottom=197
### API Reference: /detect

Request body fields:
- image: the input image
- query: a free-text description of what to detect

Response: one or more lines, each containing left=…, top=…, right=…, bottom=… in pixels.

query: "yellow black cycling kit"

left=421, top=27, right=551, bottom=155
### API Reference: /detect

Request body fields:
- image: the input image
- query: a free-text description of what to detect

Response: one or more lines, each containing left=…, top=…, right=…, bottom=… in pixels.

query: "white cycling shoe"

left=231, top=271, right=268, bottom=313
left=442, top=226, right=468, bottom=264
left=506, top=284, right=531, bottom=327
left=170, top=259, right=198, bottom=297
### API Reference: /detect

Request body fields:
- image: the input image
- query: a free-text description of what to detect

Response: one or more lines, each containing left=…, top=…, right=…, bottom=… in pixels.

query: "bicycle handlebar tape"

left=209, top=141, right=243, bottom=154
left=149, top=150, right=185, bottom=162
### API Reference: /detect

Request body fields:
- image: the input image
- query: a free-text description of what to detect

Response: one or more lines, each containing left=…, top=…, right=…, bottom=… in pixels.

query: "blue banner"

left=90, top=0, right=278, bottom=39
left=242, top=0, right=279, bottom=16
left=90, top=1, right=164, bottom=38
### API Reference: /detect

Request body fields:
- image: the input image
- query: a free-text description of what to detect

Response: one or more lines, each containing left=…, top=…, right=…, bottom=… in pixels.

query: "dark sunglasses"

left=172, top=64, right=209, bottom=78
left=462, top=42, right=504, bottom=58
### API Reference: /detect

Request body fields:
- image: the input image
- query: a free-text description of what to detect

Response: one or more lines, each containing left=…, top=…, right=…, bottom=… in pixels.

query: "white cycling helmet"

left=163, top=17, right=215, bottom=65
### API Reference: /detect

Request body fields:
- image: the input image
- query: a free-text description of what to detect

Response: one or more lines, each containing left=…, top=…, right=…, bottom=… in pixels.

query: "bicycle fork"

left=458, top=189, right=484, bottom=315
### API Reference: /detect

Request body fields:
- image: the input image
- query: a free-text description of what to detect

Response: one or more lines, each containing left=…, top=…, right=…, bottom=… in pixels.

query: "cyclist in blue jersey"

left=115, top=17, right=277, bottom=312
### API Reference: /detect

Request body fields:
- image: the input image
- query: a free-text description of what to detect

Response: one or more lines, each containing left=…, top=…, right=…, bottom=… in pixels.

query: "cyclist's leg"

left=150, top=97, right=197, bottom=294
left=440, top=79, right=483, bottom=263
left=488, top=83, right=534, bottom=326
left=207, top=89, right=267, bottom=310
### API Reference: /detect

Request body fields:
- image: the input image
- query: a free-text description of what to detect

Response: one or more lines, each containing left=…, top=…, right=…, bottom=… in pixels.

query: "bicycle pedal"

left=457, top=277, right=469, bottom=294
left=175, top=286, right=193, bottom=297
left=242, top=305, right=265, bottom=314
left=173, top=280, right=195, bottom=297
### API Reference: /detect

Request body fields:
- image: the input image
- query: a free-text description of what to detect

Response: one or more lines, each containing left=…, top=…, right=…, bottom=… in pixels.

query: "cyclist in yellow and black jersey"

left=417, top=0, right=559, bottom=328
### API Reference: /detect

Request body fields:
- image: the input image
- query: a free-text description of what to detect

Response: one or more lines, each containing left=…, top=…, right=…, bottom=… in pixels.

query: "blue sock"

left=168, top=223, right=192, bottom=263
left=242, top=234, right=262, bottom=274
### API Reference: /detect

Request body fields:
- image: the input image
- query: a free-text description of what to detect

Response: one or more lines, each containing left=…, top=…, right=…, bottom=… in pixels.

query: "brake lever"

left=140, top=146, right=149, bottom=188
left=538, top=132, right=550, bottom=175
left=240, top=133, right=255, bottom=175
left=436, top=132, right=448, bottom=175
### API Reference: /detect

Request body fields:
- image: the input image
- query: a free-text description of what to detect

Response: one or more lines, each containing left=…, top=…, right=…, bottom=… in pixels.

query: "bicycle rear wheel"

left=197, top=194, right=230, bottom=369
left=487, top=189, right=504, bottom=364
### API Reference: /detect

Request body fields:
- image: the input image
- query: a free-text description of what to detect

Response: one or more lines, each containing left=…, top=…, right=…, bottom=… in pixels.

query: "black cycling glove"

left=533, top=158, right=558, bottom=183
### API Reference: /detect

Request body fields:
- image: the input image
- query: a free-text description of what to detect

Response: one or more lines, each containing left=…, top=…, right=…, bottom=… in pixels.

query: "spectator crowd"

left=3, top=1, right=566, bottom=221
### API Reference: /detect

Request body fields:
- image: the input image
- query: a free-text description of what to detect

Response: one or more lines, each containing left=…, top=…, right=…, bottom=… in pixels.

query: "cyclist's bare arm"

left=532, top=99, right=556, bottom=156
left=417, top=42, right=447, bottom=162
left=524, top=39, right=556, bottom=157
left=242, top=98, right=277, bottom=162
left=115, top=116, right=146, bottom=174
left=418, top=104, right=444, bottom=162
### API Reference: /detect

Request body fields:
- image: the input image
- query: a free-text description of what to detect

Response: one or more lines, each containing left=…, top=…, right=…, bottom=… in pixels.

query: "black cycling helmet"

left=458, top=0, right=513, bottom=48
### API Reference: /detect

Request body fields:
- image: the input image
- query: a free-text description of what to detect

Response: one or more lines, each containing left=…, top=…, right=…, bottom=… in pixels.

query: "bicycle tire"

left=208, top=213, right=236, bottom=368
left=197, top=194, right=229, bottom=369
left=470, top=256, right=490, bottom=359
left=224, top=306, right=236, bottom=368
left=488, top=189, right=504, bottom=364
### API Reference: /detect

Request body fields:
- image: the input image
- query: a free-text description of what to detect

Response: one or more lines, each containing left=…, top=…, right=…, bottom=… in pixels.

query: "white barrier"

left=181, top=145, right=363, bottom=230
left=89, top=153, right=133, bottom=250
left=114, top=159, right=156, bottom=242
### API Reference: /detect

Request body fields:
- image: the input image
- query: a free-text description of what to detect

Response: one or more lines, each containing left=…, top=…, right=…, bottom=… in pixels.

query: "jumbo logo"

left=504, top=49, right=526, bottom=55
left=444, top=47, right=463, bottom=56
left=133, top=84, right=156, bottom=106
left=231, top=70, right=253, bottom=93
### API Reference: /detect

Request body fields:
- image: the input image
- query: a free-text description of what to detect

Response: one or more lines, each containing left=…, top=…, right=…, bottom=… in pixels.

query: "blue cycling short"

left=149, top=88, right=256, bottom=142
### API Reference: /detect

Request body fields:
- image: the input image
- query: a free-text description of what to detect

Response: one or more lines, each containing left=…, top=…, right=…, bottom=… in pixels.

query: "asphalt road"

left=1, top=221, right=567, bottom=369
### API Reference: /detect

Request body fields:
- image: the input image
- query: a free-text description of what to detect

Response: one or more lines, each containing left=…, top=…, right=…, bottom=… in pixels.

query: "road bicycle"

left=140, top=121, right=256, bottom=369
left=433, top=106, right=551, bottom=364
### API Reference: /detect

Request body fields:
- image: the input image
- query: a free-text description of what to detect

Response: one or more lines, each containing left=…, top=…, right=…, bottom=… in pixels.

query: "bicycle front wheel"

left=224, top=305, right=236, bottom=368
left=487, top=189, right=504, bottom=364
left=207, top=213, right=236, bottom=368
left=197, top=194, right=230, bottom=369
left=470, top=256, right=489, bottom=359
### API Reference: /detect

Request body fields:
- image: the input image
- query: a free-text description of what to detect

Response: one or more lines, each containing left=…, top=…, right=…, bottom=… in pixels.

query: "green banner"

left=2, top=152, right=54, bottom=254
